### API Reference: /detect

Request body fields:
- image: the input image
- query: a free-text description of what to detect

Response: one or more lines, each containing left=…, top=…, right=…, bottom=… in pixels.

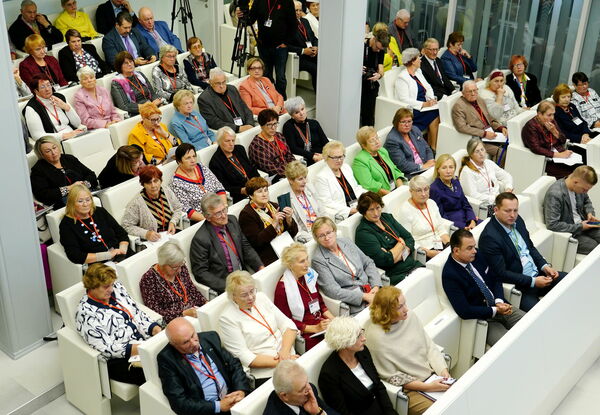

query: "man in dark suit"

left=287, top=3, right=319, bottom=91
left=479, top=192, right=566, bottom=312
left=102, top=11, right=155, bottom=67
left=264, top=360, right=338, bottom=415
left=197, top=68, right=256, bottom=133
left=8, top=0, right=63, bottom=51
left=442, top=228, right=525, bottom=346
left=95, top=0, right=139, bottom=35
left=420, top=38, right=454, bottom=100
left=158, top=317, right=251, bottom=414
left=190, top=193, right=263, bottom=294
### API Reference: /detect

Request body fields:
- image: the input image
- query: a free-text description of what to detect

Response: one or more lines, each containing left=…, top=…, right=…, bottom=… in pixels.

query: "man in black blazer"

left=287, top=5, right=319, bottom=91
left=264, top=360, right=338, bottom=415
left=420, top=38, right=455, bottom=100
left=442, top=229, right=525, bottom=346
left=190, top=193, right=263, bottom=294
left=9, top=0, right=63, bottom=51
left=102, top=11, right=155, bottom=67
left=95, top=0, right=139, bottom=35
left=158, top=318, right=250, bottom=414
left=479, top=192, right=565, bottom=312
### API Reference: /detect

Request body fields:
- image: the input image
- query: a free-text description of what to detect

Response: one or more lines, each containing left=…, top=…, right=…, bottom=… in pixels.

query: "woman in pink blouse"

left=74, top=66, right=122, bottom=129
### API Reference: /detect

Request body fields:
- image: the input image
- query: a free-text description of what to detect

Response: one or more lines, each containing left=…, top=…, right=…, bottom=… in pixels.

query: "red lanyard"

left=240, top=305, right=275, bottom=337
left=192, top=55, right=205, bottom=73
left=193, top=165, right=206, bottom=191
left=410, top=74, right=426, bottom=91
left=476, top=163, right=493, bottom=189
left=40, top=65, right=56, bottom=85
left=583, top=92, right=590, bottom=103
left=127, top=76, right=148, bottom=99
left=87, top=292, right=133, bottom=319
left=78, top=216, right=109, bottom=249
left=294, top=124, right=311, bottom=146
left=336, top=172, right=352, bottom=200
left=295, top=191, right=317, bottom=225
left=453, top=51, right=468, bottom=72
left=472, top=104, right=489, bottom=126
left=221, top=95, right=239, bottom=117
left=336, top=246, right=356, bottom=279
left=161, top=64, right=178, bottom=90
left=266, top=0, right=279, bottom=18
left=36, top=97, right=60, bottom=123
left=297, top=21, right=308, bottom=40
left=146, top=128, right=168, bottom=157
left=216, top=229, right=239, bottom=258
left=227, top=156, right=248, bottom=179
left=260, top=134, right=286, bottom=161
left=184, top=354, right=218, bottom=382
left=380, top=220, right=401, bottom=242
left=297, top=277, right=314, bottom=299
left=373, top=154, right=392, bottom=179
left=155, top=265, right=188, bottom=303
left=184, top=116, right=208, bottom=136
left=415, top=201, right=436, bottom=234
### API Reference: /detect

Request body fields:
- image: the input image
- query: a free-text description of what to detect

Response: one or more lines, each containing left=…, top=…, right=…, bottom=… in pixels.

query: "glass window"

left=579, top=1, right=600, bottom=92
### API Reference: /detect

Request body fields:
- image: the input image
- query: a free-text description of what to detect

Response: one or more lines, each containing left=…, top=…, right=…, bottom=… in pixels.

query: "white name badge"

left=504, top=104, right=511, bottom=111
left=463, top=75, right=471, bottom=80
left=573, top=117, right=583, bottom=125
left=233, top=117, right=243, bottom=126
left=308, top=298, right=320, bottom=315
left=264, top=19, right=272, bottom=27
left=433, top=241, right=443, bottom=250
left=306, top=41, right=313, bottom=48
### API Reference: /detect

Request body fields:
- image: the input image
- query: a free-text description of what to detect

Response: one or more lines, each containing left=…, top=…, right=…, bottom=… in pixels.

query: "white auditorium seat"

left=98, top=176, right=141, bottom=223
left=138, top=61, right=160, bottom=87
left=62, top=128, right=114, bottom=176
left=85, top=36, right=105, bottom=61
left=504, top=110, right=544, bottom=192
left=436, top=92, right=472, bottom=157
left=196, top=292, right=229, bottom=332
left=161, top=103, right=176, bottom=126
left=374, top=67, right=413, bottom=131
left=49, top=41, right=66, bottom=58
left=108, top=114, right=141, bottom=149
left=197, top=143, right=219, bottom=166
left=236, top=125, right=261, bottom=151
left=58, top=84, right=80, bottom=108
left=228, top=75, right=249, bottom=89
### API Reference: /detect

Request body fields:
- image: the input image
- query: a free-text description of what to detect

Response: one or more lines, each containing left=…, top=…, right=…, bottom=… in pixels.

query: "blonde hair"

left=285, top=160, right=308, bottom=181
left=433, top=154, right=456, bottom=179
left=370, top=286, right=402, bottom=332
left=225, top=270, right=255, bottom=300
left=356, top=126, right=377, bottom=148
left=64, top=184, right=96, bottom=220
left=311, top=216, right=336, bottom=240
left=281, top=242, right=308, bottom=268
left=322, top=140, right=345, bottom=158
left=82, top=263, right=117, bottom=290
left=173, top=89, right=195, bottom=111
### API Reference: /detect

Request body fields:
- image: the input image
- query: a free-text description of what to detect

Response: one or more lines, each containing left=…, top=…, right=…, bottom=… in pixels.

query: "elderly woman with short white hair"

left=274, top=243, right=334, bottom=351
left=479, top=69, right=523, bottom=125
left=139, top=240, right=207, bottom=323
left=209, top=126, right=260, bottom=203
left=152, top=44, right=193, bottom=103
left=318, top=317, right=396, bottom=415
left=281, top=96, right=329, bottom=165
left=219, top=270, right=298, bottom=387
left=168, top=89, right=215, bottom=150
left=74, top=66, right=123, bottom=130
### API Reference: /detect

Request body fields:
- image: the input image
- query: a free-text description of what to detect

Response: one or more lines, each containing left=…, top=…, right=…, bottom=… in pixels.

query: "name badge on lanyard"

left=433, top=240, right=443, bottom=250
left=306, top=41, right=313, bottom=48
left=573, top=117, right=583, bottom=125
left=233, top=117, right=243, bottom=126
left=264, top=18, right=272, bottom=27
left=308, top=298, right=320, bottom=315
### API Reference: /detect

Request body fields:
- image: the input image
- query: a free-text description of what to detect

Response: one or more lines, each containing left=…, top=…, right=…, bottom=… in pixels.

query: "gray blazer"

left=543, top=178, right=594, bottom=235
left=189, top=215, right=263, bottom=294
left=197, top=86, right=256, bottom=132
left=311, top=237, right=382, bottom=315
left=384, top=125, right=433, bottom=177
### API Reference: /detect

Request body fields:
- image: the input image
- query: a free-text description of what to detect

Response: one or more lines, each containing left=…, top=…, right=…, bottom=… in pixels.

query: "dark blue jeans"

left=257, top=45, right=289, bottom=99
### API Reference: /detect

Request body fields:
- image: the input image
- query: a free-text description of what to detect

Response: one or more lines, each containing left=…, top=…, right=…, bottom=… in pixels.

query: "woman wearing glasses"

left=140, top=240, right=206, bottom=323
left=128, top=102, right=180, bottom=165
left=239, top=57, right=285, bottom=116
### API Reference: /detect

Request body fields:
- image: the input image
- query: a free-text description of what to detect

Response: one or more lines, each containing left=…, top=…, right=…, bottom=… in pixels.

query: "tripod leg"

left=184, top=0, right=196, bottom=37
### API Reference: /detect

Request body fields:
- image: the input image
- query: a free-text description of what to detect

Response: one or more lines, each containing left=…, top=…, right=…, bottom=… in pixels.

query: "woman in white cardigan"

left=313, top=140, right=366, bottom=222
left=459, top=137, right=513, bottom=210
left=478, top=69, right=523, bottom=125
left=365, top=286, right=450, bottom=415
left=122, top=165, right=183, bottom=241
left=394, top=48, right=440, bottom=150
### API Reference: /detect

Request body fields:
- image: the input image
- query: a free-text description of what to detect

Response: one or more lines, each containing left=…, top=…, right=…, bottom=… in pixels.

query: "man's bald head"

left=166, top=317, right=200, bottom=355
left=138, top=7, right=155, bottom=31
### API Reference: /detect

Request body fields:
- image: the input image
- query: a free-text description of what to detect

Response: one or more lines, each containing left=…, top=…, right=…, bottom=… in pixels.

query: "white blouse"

left=398, top=199, right=452, bottom=250
left=460, top=159, right=513, bottom=204
left=25, top=96, right=82, bottom=141
left=478, top=87, right=523, bottom=125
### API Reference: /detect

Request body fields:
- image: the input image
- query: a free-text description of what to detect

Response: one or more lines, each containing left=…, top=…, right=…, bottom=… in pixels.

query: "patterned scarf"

left=141, top=188, right=173, bottom=232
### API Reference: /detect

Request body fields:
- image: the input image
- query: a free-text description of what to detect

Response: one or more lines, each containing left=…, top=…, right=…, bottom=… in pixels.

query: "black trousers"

left=107, top=358, right=146, bottom=386
left=360, top=80, right=379, bottom=126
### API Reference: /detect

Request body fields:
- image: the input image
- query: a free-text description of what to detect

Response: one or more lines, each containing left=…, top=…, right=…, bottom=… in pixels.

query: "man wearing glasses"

left=420, top=38, right=455, bottom=100
left=190, top=192, right=264, bottom=295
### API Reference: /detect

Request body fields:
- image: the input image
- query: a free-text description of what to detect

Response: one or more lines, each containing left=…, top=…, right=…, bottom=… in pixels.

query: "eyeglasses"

left=76, top=198, right=92, bottom=204
left=249, top=66, right=263, bottom=71
left=164, top=54, right=177, bottom=59
left=425, top=47, right=439, bottom=52
left=148, top=116, right=162, bottom=123
left=211, top=206, right=228, bottom=218
left=316, top=229, right=335, bottom=240
left=38, top=83, right=52, bottom=90
left=237, top=287, right=257, bottom=299
left=328, top=155, right=345, bottom=161
left=265, top=121, right=279, bottom=128
left=212, top=80, right=227, bottom=86
left=399, top=119, right=413, bottom=125
left=411, top=187, right=429, bottom=194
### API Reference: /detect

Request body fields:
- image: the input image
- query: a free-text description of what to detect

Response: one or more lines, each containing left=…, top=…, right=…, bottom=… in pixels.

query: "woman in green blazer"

left=352, top=126, right=405, bottom=195
left=354, top=192, right=423, bottom=284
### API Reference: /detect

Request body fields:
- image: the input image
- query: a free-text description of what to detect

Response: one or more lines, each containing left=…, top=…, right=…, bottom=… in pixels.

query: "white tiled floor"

left=552, top=356, right=600, bottom=414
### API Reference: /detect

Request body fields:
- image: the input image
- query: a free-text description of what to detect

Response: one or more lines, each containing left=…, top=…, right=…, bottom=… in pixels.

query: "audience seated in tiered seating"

left=169, top=89, right=215, bottom=150
left=59, top=29, right=110, bottom=83
left=111, top=51, right=162, bottom=116
left=122, top=165, right=183, bottom=240
left=190, top=192, right=263, bottom=294
left=20, top=34, right=67, bottom=87
left=54, top=0, right=99, bottom=40
left=95, top=0, right=139, bottom=36
left=74, top=66, right=122, bottom=129
left=102, top=11, right=156, bottom=68
left=384, top=107, right=435, bottom=178
left=553, top=83, right=599, bottom=144
left=420, top=38, right=454, bottom=100
left=365, top=286, right=450, bottom=415
left=570, top=72, right=600, bottom=130
left=479, top=192, right=566, bottom=311
left=170, top=144, right=227, bottom=223
left=135, top=7, right=183, bottom=56
left=60, top=184, right=132, bottom=264
left=239, top=177, right=299, bottom=265
left=311, top=217, right=382, bottom=315
left=399, top=175, right=452, bottom=259
left=219, top=271, right=298, bottom=387
left=505, top=55, right=542, bottom=108
left=429, top=154, right=479, bottom=229
left=9, top=0, right=63, bottom=51
left=274, top=243, right=334, bottom=351
left=543, top=166, right=600, bottom=255
left=442, top=228, right=525, bottom=345
left=318, top=316, right=396, bottom=415
left=128, top=102, right=179, bottom=164
left=140, top=241, right=206, bottom=323
left=24, top=74, right=84, bottom=141
left=282, top=96, right=328, bottom=165
left=440, top=31, right=478, bottom=87
left=183, top=37, right=216, bottom=89
left=152, top=45, right=192, bottom=103
left=352, top=126, right=405, bottom=196
left=77, top=263, right=161, bottom=385
left=98, top=144, right=145, bottom=188
left=158, top=317, right=250, bottom=413
left=240, top=57, right=286, bottom=116
left=479, top=69, right=524, bottom=126
left=30, top=136, right=97, bottom=208
left=289, top=1, right=318, bottom=91
left=355, top=192, right=423, bottom=284
left=197, top=67, right=256, bottom=132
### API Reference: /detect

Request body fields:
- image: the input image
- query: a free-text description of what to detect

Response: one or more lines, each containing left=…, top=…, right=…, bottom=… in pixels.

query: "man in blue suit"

left=442, top=228, right=525, bottom=346
left=479, top=192, right=566, bottom=312
left=102, top=11, right=156, bottom=67
left=136, top=7, right=183, bottom=56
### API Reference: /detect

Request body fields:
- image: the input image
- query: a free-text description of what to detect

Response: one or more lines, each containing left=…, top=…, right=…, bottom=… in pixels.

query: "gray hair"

left=324, top=317, right=362, bottom=351
left=157, top=240, right=185, bottom=266
left=209, top=67, right=226, bottom=82
left=273, top=361, right=307, bottom=394
left=395, top=9, right=410, bottom=20
left=322, top=140, right=345, bottom=158
left=466, top=136, right=484, bottom=156
left=77, top=66, right=97, bottom=81
left=34, top=136, right=61, bottom=159
left=402, top=48, right=420, bottom=66
left=200, top=192, right=226, bottom=216
left=159, top=44, right=179, bottom=60
left=461, top=80, right=477, bottom=91
left=225, top=270, right=255, bottom=300
left=21, top=0, right=36, bottom=9
left=293, top=0, right=302, bottom=7
left=408, top=174, right=430, bottom=191
left=284, top=96, right=306, bottom=115
left=422, top=38, right=439, bottom=50
left=216, top=126, right=236, bottom=144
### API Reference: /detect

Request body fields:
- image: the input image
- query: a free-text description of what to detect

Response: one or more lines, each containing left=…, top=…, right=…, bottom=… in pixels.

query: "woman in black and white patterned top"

left=58, top=29, right=110, bottom=83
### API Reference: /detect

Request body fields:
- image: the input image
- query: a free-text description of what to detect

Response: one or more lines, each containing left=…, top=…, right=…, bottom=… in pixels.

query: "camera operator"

left=361, top=30, right=388, bottom=126
left=237, top=0, right=297, bottom=99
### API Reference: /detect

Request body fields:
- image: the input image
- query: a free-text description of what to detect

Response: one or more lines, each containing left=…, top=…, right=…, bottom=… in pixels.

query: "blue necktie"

left=466, top=263, right=495, bottom=306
